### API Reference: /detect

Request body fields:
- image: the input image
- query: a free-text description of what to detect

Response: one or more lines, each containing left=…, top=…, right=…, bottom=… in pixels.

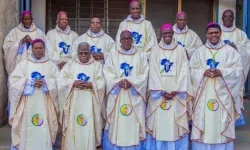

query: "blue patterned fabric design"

left=120, top=63, right=133, bottom=77
left=77, top=73, right=90, bottom=81
left=58, top=42, right=70, bottom=54
left=235, top=111, right=245, bottom=127
left=144, top=133, right=189, bottom=150
left=150, top=91, right=164, bottom=100
left=103, top=130, right=145, bottom=150
left=192, top=141, right=234, bottom=150
left=17, top=43, right=25, bottom=54
left=110, top=84, right=138, bottom=96
left=132, top=32, right=142, bottom=44
left=161, top=59, right=174, bottom=73
left=90, top=45, right=102, bottom=53
left=206, top=58, right=219, bottom=69
left=177, top=41, right=185, bottom=47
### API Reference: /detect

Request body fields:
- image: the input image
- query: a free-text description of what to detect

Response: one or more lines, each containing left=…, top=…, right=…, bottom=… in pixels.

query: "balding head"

left=175, top=11, right=188, bottom=30
left=120, top=30, right=133, bottom=51
left=77, top=42, right=91, bottom=63
left=78, top=42, right=90, bottom=52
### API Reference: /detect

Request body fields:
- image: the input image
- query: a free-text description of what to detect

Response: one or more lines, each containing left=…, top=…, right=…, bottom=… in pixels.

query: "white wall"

left=32, top=0, right=46, bottom=32
left=218, top=0, right=236, bottom=25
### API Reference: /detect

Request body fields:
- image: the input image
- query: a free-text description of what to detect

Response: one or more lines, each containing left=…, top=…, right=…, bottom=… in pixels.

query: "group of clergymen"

left=3, top=0, right=250, bottom=150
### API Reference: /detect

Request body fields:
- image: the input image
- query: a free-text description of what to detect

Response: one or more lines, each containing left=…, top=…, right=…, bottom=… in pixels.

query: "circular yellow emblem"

left=207, top=99, right=219, bottom=111
left=77, top=114, right=87, bottom=126
left=120, top=104, right=132, bottom=116
left=32, top=114, right=44, bottom=126
left=160, top=100, right=172, bottom=110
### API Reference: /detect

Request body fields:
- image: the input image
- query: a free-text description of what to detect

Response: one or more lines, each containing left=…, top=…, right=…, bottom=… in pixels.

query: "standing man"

left=115, top=0, right=157, bottom=60
left=71, top=16, right=115, bottom=62
left=9, top=39, right=59, bottom=150
left=58, top=42, right=105, bottom=150
left=220, top=9, right=250, bottom=126
left=46, top=11, right=79, bottom=69
left=146, top=24, right=192, bottom=150
left=103, top=30, right=148, bottom=149
left=173, top=12, right=203, bottom=58
left=191, top=23, right=242, bottom=150
left=3, top=10, right=46, bottom=75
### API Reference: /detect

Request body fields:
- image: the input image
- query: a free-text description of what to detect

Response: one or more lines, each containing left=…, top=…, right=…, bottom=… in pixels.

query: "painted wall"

left=31, top=0, right=46, bottom=32
left=218, top=0, right=236, bottom=24
left=0, top=0, right=19, bottom=126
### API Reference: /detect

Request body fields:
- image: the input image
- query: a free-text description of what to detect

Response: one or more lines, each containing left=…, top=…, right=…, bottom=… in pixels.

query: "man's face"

left=175, top=13, right=188, bottom=30
left=222, top=11, right=234, bottom=28
left=129, top=1, right=141, bottom=20
left=22, top=14, right=33, bottom=28
left=78, top=45, right=91, bottom=63
left=120, top=31, right=133, bottom=50
left=32, top=42, right=45, bottom=59
left=90, top=17, right=101, bottom=33
left=162, top=28, right=174, bottom=44
left=206, top=28, right=221, bottom=45
left=57, top=13, right=68, bottom=30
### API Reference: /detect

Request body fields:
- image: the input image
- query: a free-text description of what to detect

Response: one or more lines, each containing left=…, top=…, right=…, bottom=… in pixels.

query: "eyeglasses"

left=121, top=37, right=133, bottom=41
left=78, top=52, right=90, bottom=55
left=91, top=21, right=101, bottom=24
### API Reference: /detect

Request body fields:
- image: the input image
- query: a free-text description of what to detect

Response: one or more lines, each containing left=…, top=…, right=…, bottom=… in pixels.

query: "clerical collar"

left=121, top=47, right=134, bottom=54
left=31, top=54, right=45, bottom=62
left=126, top=14, right=145, bottom=23
left=221, top=24, right=235, bottom=32
left=23, top=25, right=32, bottom=32
left=174, top=24, right=188, bottom=34
left=162, top=41, right=173, bottom=49
left=208, top=40, right=221, bottom=49
left=56, top=25, right=70, bottom=34
left=89, top=30, right=103, bottom=37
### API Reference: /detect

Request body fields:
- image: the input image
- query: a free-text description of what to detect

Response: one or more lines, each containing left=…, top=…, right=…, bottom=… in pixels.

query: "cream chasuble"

left=71, top=29, right=115, bottom=60
left=9, top=56, right=59, bottom=150
left=221, top=25, right=250, bottom=109
left=173, top=24, right=203, bottom=58
left=146, top=39, right=192, bottom=141
left=58, top=57, right=105, bottom=150
left=190, top=41, right=242, bottom=144
left=103, top=47, right=149, bottom=146
left=3, top=23, right=46, bottom=75
left=115, top=16, right=157, bottom=59
left=46, top=25, right=79, bottom=65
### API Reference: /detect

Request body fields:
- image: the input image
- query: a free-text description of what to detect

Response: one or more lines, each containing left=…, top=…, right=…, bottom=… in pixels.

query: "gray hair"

left=77, top=42, right=90, bottom=52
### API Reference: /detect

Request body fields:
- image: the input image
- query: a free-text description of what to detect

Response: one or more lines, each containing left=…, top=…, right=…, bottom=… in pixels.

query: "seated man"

left=71, top=16, right=115, bottom=63
left=46, top=11, right=79, bottom=69
left=58, top=42, right=105, bottom=150
left=3, top=10, right=46, bottom=75
left=146, top=24, right=192, bottom=150
left=9, top=39, right=59, bottom=150
left=190, top=22, right=242, bottom=150
left=103, top=30, right=149, bottom=149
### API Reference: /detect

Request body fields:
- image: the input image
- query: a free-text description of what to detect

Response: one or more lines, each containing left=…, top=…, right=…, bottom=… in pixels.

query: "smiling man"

left=71, top=16, right=115, bottom=63
left=3, top=10, right=46, bottom=75
left=58, top=42, right=105, bottom=150
left=190, top=22, right=242, bottom=150
left=103, top=30, right=148, bottom=149
left=9, top=39, right=59, bottom=150
left=173, top=12, right=203, bottom=58
left=115, top=0, right=157, bottom=60
left=220, top=10, right=250, bottom=125
left=46, top=11, right=79, bottom=69
left=146, top=24, right=192, bottom=150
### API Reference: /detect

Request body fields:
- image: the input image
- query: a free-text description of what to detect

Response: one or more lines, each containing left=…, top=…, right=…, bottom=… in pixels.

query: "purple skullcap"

left=32, top=38, right=45, bottom=47
left=58, top=11, right=67, bottom=15
left=161, top=24, right=173, bottom=30
left=207, top=22, right=218, bottom=27
left=21, top=10, right=32, bottom=16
